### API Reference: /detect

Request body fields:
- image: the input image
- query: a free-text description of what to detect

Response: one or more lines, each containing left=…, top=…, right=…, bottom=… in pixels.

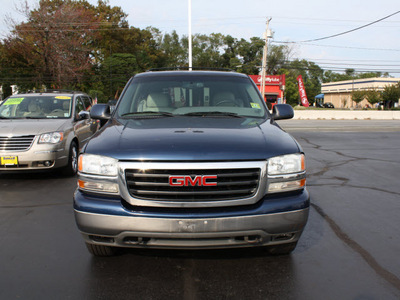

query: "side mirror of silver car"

left=78, top=111, right=90, bottom=120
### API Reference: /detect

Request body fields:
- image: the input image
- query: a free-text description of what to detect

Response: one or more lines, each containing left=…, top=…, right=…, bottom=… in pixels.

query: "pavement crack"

left=311, top=203, right=400, bottom=292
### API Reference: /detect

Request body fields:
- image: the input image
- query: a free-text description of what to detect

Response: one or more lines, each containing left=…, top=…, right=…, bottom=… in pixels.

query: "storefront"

left=321, top=77, right=400, bottom=108
left=249, top=75, right=285, bottom=109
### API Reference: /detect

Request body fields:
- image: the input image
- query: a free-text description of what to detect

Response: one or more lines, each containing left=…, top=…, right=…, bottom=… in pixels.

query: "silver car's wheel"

left=62, top=141, right=78, bottom=176
left=70, top=143, right=78, bottom=173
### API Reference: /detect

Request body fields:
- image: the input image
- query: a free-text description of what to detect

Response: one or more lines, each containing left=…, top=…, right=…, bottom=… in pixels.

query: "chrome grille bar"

left=118, top=161, right=268, bottom=208
left=0, top=135, right=35, bottom=151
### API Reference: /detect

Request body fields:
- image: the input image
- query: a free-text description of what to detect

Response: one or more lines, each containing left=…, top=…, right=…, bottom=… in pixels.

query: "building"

left=321, top=77, right=400, bottom=108
left=249, top=75, right=285, bottom=107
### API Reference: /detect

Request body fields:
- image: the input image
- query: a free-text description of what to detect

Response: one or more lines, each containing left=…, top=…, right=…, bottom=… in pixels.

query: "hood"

left=0, top=119, right=68, bottom=136
left=85, top=117, right=301, bottom=161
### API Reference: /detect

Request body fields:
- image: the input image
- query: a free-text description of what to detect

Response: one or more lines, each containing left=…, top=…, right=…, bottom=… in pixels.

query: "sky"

left=1, top=0, right=400, bottom=76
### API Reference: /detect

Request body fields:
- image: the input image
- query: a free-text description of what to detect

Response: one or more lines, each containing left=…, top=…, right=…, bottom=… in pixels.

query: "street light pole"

left=261, top=18, right=272, bottom=101
left=188, top=0, right=192, bottom=71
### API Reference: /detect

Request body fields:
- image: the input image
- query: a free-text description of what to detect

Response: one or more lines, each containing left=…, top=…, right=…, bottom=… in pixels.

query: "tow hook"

left=244, top=235, right=262, bottom=244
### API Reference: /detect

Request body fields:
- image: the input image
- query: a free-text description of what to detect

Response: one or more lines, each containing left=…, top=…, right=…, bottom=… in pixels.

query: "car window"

left=0, top=95, right=72, bottom=119
left=81, top=96, right=92, bottom=111
left=75, top=97, right=86, bottom=118
left=116, top=74, right=267, bottom=118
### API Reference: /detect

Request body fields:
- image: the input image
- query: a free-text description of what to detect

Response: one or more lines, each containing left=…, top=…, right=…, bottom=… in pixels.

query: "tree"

left=381, top=82, right=400, bottom=109
left=156, top=30, right=186, bottom=68
left=2, top=0, right=101, bottom=89
left=191, top=33, right=226, bottom=68
left=100, top=53, right=138, bottom=99
left=351, top=90, right=365, bottom=107
left=365, top=88, right=381, bottom=107
left=280, top=59, right=323, bottom=106
left=267, top=44, right=293, bottom=74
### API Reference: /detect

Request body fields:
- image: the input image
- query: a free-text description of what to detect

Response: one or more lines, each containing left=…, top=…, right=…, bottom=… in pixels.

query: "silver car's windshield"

left=116, top=74, right=268, bottom=119
left=0, top=96, right=72, bottom=119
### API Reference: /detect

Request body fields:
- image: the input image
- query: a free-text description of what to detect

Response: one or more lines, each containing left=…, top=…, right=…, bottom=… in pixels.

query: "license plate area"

left=1, top=156, right=19, bottom=166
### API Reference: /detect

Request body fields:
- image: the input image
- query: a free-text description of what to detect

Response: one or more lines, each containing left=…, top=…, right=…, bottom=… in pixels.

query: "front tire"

left=62, top=141, right=78, bottom=176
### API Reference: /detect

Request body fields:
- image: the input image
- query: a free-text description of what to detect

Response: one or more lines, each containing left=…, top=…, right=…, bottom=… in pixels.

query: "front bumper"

left=74, top=189, right=310, bottom=249
left=0, top=140, right=68, bottom=171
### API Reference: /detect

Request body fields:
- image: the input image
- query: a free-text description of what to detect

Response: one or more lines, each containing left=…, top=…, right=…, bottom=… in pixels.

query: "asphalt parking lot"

left=1, top=120, right=400, bottom=299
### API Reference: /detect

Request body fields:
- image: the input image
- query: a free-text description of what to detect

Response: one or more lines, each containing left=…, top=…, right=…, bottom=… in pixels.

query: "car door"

left=74, top=96, right=93, bottom=146
left=81, top=95, right=99, bottom=135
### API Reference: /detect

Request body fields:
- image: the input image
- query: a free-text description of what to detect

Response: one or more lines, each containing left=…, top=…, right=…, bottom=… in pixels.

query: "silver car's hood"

left=0, top=119, right=69, bottom=136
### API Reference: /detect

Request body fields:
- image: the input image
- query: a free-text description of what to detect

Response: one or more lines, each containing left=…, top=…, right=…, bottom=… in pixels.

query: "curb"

left=293, top=110, right=400, bottom=120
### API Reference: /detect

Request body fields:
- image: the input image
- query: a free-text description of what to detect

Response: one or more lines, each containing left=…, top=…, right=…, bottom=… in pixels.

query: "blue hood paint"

left=84, top=117, right=301, bottom=161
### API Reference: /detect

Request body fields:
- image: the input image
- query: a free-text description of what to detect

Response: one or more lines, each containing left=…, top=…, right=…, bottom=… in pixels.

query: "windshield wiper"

left=181, top=111, right=242, bottom=118
left=24, top=116, right=45, bottom=119
left=121, top=111, right=174, bottom=118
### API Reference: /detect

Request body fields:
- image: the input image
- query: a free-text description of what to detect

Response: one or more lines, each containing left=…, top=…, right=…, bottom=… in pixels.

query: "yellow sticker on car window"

left=250, top=103, right=261, bottom=109
left=4, top=98, right=24, bottom=105
left=55, top=96, right=71, bottom=100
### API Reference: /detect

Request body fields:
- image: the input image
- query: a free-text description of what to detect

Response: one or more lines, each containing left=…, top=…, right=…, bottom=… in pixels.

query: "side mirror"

left=90, top=104, right=111, bottom=127
left=78, top=111, right=90, bottom=120
left=90, top=104, right=111, bottom=120
left=271, top=104, right=294, bottom=120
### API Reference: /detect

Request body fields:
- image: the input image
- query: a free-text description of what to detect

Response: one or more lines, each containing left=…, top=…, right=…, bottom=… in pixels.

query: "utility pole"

left=261, top=18, right=272, bottom=101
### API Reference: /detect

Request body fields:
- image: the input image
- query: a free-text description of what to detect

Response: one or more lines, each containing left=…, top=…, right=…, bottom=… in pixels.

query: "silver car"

left=0, top=91, right=99, bottom=175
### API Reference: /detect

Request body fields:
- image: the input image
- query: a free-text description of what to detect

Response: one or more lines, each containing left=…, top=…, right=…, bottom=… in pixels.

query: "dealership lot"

left=1, top=120, right=400, bottom=299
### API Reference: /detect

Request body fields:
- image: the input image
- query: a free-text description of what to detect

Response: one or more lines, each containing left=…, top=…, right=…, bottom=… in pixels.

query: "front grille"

left=125, top=168, right=260, bottom=202
left=0, top=135, right=35, bottom=151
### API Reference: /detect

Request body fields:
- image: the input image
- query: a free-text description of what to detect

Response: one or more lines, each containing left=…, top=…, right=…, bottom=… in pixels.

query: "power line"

left=273, top=40, right=400, bottom=52
left=293, top=10, right=400, bottom=43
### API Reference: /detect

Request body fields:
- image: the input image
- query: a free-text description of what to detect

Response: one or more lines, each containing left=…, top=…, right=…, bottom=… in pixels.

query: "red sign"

left=297, top=75, right=309, bottom=107
left=249, top=75, right=285, bottom=85
left=169, top=175, right=217, bottom=187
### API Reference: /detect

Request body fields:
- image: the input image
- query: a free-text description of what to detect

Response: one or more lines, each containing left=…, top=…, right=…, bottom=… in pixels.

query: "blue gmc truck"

left=73, top=70, right=310, bottom=256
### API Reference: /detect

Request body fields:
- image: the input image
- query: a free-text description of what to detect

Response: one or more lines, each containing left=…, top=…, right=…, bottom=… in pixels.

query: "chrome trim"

left=267, top=171, right=306, bottom=182
left=0, top=135, right=36, bottom=152
left=78, top=172, right=118, bottom=181
left=118, top=161, right=267, bottom=208
left=34, top=148, right=64, bottom=154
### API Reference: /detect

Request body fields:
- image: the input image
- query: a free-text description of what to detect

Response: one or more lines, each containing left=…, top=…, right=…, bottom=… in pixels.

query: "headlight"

left=78, top=154, right=118, bottom=176
left=267, top=154, right=306, bottom=193
left=38, top=132, right=63, bottom=144
left=268, top=154, right=305, bottom=175
left=78, top=154, right=119, bottom=194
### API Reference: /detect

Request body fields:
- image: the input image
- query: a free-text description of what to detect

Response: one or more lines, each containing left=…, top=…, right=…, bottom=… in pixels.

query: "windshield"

left=0, top=95, right=72, bottom=119
left=116, top=73, right=268, bottom=119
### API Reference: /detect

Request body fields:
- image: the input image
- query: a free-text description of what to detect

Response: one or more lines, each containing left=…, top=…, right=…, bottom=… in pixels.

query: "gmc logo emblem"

left=169, top=175, right=217, bottom=187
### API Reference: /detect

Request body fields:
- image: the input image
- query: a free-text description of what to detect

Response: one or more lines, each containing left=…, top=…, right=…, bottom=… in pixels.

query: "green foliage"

left=351, top=90, right=365, bottom=104
left=323, top=69, right=386, bottom=83
left=365, top=89, right=381, bottom=105
left=100, top=53, right=138, bottom=99
left=381, top=82, right=400, bottom=107
left=279, top=59, right=323, bottom=105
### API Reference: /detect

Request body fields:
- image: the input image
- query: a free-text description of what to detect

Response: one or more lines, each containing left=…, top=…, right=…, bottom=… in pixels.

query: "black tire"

left=85, top=242, right=117, bottom=257
left=264, top=241, right=298, bottom=255
left=62, top=141, right=78, bottom=176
